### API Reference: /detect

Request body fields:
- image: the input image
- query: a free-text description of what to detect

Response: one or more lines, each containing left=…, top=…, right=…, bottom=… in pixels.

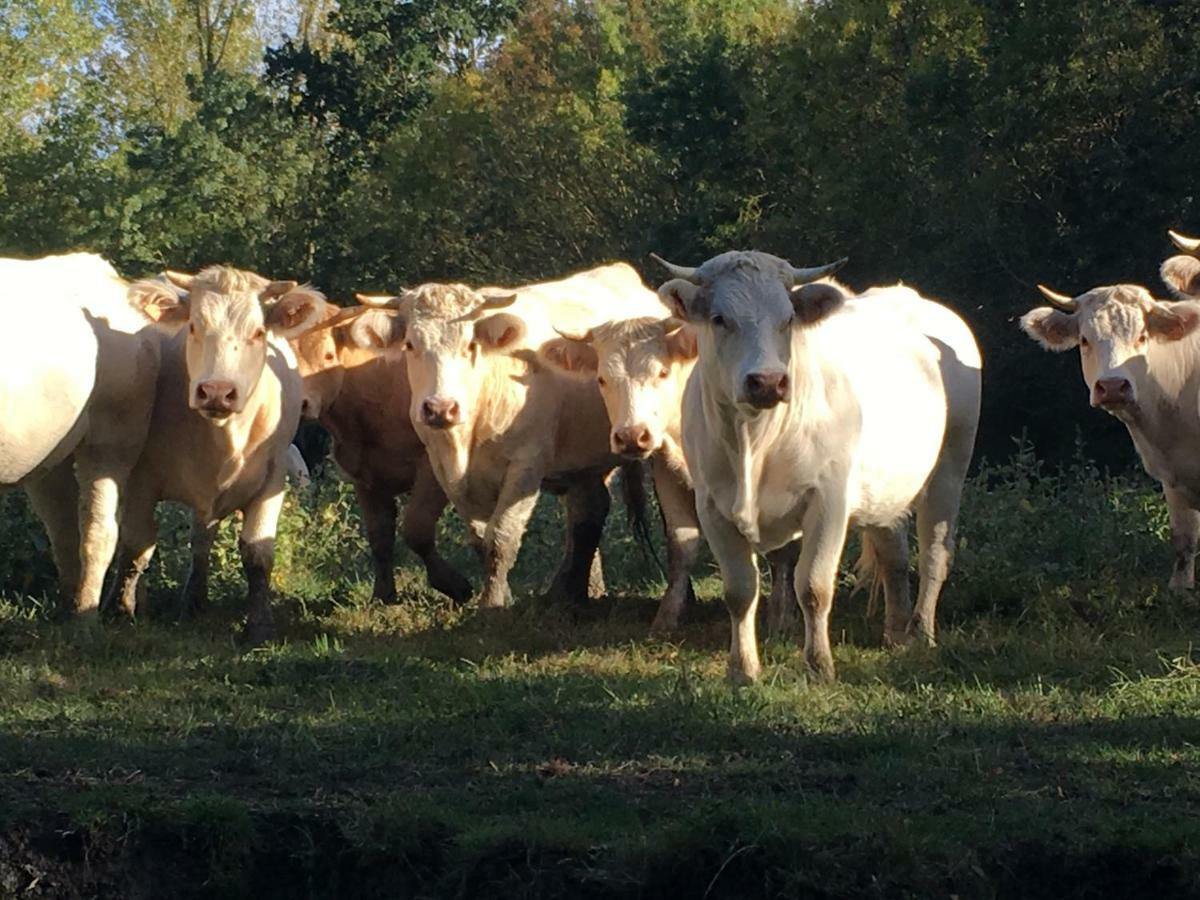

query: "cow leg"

left=105, top=489, right=158, bottom=621
left=650, top=458, right=700, bottom=634
left=545, top=475, right=610, bottom=604
left=479, top=464, right=543, bottom=609
left=699, top=498, right=761, bottom=685
left=764, top=540, right=800, bottom=639
left=911, top=466, right=968, bottom=647
left=795, top=499, right=850, bottom=682
left=1164, top=485, right=1200, bottom=592
left=181, top=516, right=217, bottom=617
left=73, top=450, right=131, bottom=618
left=238, top=476, right=286, bottom=645
left=401, top=464, right=472, bottom=603
left=862, top=525, right=913, bottom=648
left=357, top=482, right=398, bottom=603
left=24, top=462, right=82, bottom=608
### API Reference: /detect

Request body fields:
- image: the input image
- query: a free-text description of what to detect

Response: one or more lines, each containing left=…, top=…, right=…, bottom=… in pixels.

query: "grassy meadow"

left=1, top=444, right=1198, bottom=898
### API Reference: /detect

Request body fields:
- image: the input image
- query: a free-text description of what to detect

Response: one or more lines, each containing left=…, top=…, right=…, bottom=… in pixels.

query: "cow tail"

left=619, top=461, right=665, bottom=579
left=852, top=537, right=884, bottom=620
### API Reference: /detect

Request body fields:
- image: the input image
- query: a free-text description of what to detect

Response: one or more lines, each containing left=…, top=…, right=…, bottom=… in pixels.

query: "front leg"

left=649, top=457, right=701, bottom=634
left=238, top=472, right=287, bottom=644
left=479, top=462, right=543, bottom=609
left=545, top=474, right=610, bottom=605
left=1164, top=485, right=1200, bottom=592
left=181, top=515, right=217, bottom=617
left=698, top=494, right=761, bottom=685
left=401, top=463, right=472, bottom=603
left=795, top=496, right=850, bottom=682
left=356, top=481, right=398, bottom=603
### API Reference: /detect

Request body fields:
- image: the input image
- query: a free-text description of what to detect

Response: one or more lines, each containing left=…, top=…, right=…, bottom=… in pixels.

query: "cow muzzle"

left=742, top=371, right=789, bottom=409
left=195, top=380, right=239, bottom=419
left=612, top=425, right=655, bottom=459
left=421, top=397, right=462, bottom=429
left=1091, top=376, right=1133, bottom=411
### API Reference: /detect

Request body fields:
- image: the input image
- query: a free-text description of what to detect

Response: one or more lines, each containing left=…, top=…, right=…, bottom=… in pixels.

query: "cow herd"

left=2, top=231, right=1198, bottom=682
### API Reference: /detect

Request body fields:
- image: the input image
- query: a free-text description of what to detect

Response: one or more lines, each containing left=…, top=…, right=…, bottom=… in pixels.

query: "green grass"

left=1, top=444, right=1198, bottom=897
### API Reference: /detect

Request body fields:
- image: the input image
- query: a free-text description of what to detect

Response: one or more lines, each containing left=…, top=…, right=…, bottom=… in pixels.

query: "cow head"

left=652, top=251, right=848, bottom=411
left=130, top=267, right=325, bottom=423
left=337, top=284, right=522, bottom=432
left=1162, top=229, right=1200, bottom=301
left=540, top=317, right=698, bottom=459
left=1020, top=283, right=1200, bottom=417
left=290, top=304, right=349, bottom=419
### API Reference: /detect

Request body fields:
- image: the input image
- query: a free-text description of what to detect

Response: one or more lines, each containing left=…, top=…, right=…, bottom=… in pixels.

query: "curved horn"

left=649, top=253, right=700, bottom=283
left=659, top=316, right=687, bottom=335
left=475, top=292, right=518, bottom=313
left=298, top=304, right=401, bottom=337
left=1169, top=230, right=1200, bottom=253
left=164, top=270, right=195, bottom=291
left=554, top=326, right=593, bottom=343
left=1036, top=284, right=1079, bottom=312
left=355, top=292, right=404, bottom=308
left=788, top=257, right=849, bottom=285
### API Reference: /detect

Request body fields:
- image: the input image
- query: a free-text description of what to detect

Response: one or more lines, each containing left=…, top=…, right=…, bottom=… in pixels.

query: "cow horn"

left=297, top=304, right=387, bottom=336
left=788, top=257, right=849, bottom=285
left=1169, top=230, right=1200, bottom=253
left=554, top=326, right=593, bottom=343
left=164, top=270, right=195, bottom=291
left=650, top=253, right=700, bottom=283
left=355, top=293, right=404, bottom=309
left=660, top=316, right=687, bottom=335
left=475, top=292, right=518, bottom=313
left=1036, top=284, right=1079, bottom=312
left=260, top=280, right=298, bottom=301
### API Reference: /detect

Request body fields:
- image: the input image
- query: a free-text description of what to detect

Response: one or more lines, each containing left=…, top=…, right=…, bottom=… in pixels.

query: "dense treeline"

left=1, top=0, right=1198, bottom=462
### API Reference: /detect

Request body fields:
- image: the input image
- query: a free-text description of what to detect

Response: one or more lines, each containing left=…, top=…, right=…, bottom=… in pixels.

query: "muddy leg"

left=181, top=515, right=216, bottom=617
left=1165, top=485, right=1200, bottom=593
left=479, top=464, right=543, bottom=609
left=649, top=458, right=701, bottom=633
left=402, top=463, right=472, bottom=602
left=357, top=482, right=398, bottom=603
left=239, top=474, right=286, bottom=645
left=764, top=540, right=800, bottom=639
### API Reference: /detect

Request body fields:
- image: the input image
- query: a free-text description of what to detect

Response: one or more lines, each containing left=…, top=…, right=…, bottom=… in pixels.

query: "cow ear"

left=1161, top=256, right=1200, bottom=300
left=1020, top=307, right=1079, bottom=351
left=475, top=312, right=526, bottom=352
left=539, top=338, right=599, bottom=378
left=346, top=310, right=407, bottom=351
left=265, top=289, right=326, bottom=338
left=128, top=280, right=188, bottom=325
left=1146, top=301, right=1200, bottom=343
left=663, top=322, right=698, bottom=361
left=790, top=282, right=847, bottom=326
left=657, top=279, right=704, bottom=321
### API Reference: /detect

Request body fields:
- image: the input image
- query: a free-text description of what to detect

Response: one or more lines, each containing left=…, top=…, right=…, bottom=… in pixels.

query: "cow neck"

left=1123, top=335, right=1200, bottom=482
left=203, top=368, right=271, bottom=489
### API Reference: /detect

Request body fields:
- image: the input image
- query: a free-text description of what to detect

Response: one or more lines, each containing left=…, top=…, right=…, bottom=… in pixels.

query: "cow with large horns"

left=1022, top=230, right=1200, bottom=590
left=1, top=253, right=170, bottom=622
left=540, top=313, right=803, bottom=635
left=656, top=250, right=981, bottom=684
left=334, top=264, right=670, bottom=609
left=105, top=266, right=324, bottom=642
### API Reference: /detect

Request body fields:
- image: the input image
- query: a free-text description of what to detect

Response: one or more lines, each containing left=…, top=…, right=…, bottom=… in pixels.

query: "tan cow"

left=1, top=254, right=168, bottom=622
left=106, top=266, right=324, bottom=642
left=338, top=264, right=668, bottom=608
left=289, top=303, right=470, bottom=603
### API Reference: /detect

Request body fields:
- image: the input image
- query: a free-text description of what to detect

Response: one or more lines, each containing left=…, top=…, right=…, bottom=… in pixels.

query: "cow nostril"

left=636, top=428, right=652, bottom=449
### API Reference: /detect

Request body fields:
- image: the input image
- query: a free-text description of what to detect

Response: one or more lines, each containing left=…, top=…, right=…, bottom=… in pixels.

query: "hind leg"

left=1164, top=485, right=1200, bottom=592
left=181, top=515, right=216, bottom=617
left=764, top=540, right=800, bottom=639
left=862, top=525, right=913, bottom=647
left=401, top=464, right=472, bottom=603
left=545, top=474, right=610, bottom=604
left=105, top=486, right=158, bottom=621
left=24, top=461, right=82, bottom=608
left=912, top=464, right=969, bottom=647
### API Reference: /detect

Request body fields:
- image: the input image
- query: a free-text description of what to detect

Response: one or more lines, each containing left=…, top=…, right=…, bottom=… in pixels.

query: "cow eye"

left=468, top=341, right=479, bottom=356
left=1080, top=337, right=1090, bottom=349
left=711, top=315, right=726, bottom=328
left=404, top=340, right=415, bottom=352
left=1137, top=333, right=1148, bottom=345
left=252, top=328, right=266, bottom=342
left=324, top=352, right=335, bottom=362
left=188, top=323, right=196, bottom=336
left=597, top=376, right=607, bottom=387
left=658, top=367, right=670, bottom=380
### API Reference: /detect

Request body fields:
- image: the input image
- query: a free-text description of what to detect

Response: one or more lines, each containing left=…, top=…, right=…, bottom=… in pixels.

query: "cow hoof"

left=726, top=664, right=760, bottom=687
left=883, top=628, right=914, bottom=649
left=242, top=620, right=277, bottom=647
left=477, top=589, right=511, bottom=610
left=431, top=571, right=473, bottom=605
left=804, top=654, right=836, bottom=683
left=371, top=588, right=399, bottom=606
left=649, top=613, right=681, bottom=637
left=1168, top=575, right=1194, bottom=594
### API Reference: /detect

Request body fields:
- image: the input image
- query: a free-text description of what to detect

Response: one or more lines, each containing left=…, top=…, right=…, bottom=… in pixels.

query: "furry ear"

left=265, top=289, right=326, bottom=338
left=657, top=279, right=705, bottom=321
left=1161, top=256, right=1200, bottom=300
left=663, top=323, right=698, bottom=361
left=539, top=338, right=599, bottom=377
left=129, top=280, right=189, bottom=325
left=1019, top=307, right=1080, bottom=351
left=1146, top=301, right=1200, bottom=343
left=790, top=282, right=847, bottom=326
left=474, top=312, right=526, bottom=351
left=346, top=310, right=407, bottom=351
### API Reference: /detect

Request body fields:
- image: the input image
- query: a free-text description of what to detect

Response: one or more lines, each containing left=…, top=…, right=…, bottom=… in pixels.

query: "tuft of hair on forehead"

left=402, top=282, right=501, bottom=321
left=695, top=250, right=789, bottom=281
left=190, top=265, right=272, bottom=295
left=589, top=317, right=676, bottom=346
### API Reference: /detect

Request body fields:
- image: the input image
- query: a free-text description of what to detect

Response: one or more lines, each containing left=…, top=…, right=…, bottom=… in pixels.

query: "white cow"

left=338, top=264, right=668, bottom=609
left=1021, top=229, right=1200, bottom=589
left=106, top=266, right=323, bottom=642
left=0, top=254, right=166, bottom=619
left=656, top=251, right=981, bottom=683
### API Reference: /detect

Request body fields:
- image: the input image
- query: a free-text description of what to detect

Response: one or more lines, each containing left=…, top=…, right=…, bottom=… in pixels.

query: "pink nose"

left=1092, top=377, right=1132, bottom=407
left=612, top=425, right=654, bottom=458
left=744, top=371, right=789, bottom=408
left=421, top=397, right=461, bottom=428
left=196, top=380, right=238, bottom=411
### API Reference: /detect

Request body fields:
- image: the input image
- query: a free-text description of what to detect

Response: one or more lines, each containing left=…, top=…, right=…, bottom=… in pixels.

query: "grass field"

left=1, top=445, right=1198, bottom=898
